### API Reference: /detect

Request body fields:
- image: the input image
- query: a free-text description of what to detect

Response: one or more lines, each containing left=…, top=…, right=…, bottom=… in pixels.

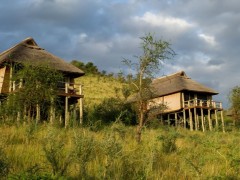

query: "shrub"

left=85, top=98, right=136, bottom=125
left=42, top=129, right=74, bottom=177
left=0, top=148, right=10, bottom=178
left=158, top=130, right=178, bottom=154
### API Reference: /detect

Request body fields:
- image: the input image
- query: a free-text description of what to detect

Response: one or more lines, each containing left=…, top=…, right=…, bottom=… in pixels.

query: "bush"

left=85, top=98, right=136, bottom=125
left=42, top=129, right=74, bottom=177
left=0, top=148, right=10, bottom=178
left=158, top=130, right=178, bottom=154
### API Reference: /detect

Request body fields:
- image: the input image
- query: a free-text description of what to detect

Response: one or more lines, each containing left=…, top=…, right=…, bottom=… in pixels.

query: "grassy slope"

left=75, top=74, right=125, bottom=107
left=1, top=125, right=240, bottom=179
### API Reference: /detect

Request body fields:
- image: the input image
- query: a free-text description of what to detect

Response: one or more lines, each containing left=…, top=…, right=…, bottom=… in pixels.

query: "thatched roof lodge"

left=0, top=37, right=84, bottom=78
left=151, top=71, right=218, bottom=97
left=128, top=71, right=225, bottom=132
left=0, top=37, right=85, bottom=126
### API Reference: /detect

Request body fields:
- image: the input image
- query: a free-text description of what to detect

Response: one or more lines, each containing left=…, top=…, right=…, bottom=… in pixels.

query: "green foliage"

left=0, top=125, right=240, bottom=179
left=85, top=97, right=136, bottom=125
left=0, top=63, right=63, bottom=123
left=229, top=86, right=240, bottom=125
left=71, top=60, right=100, bottom=75
left=123, top=33, right=175, bottom=142
left=158, top=130, right=178, bottom=153
left=73, top=131, right=95, bottom=178
left=0, top=147, right=10, bottom=178
left=42, top=130, right=74, bottom=177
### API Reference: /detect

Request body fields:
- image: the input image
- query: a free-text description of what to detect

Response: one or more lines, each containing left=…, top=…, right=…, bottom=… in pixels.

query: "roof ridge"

left=152, top=70, right=187, bottom=83
left=0, top=37, right=38, bottom=56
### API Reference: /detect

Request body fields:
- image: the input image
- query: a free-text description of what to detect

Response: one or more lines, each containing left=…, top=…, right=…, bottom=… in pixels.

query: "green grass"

left=76, top=74, right=125, bottom=107
left=1, top=124, right=240, bottom=179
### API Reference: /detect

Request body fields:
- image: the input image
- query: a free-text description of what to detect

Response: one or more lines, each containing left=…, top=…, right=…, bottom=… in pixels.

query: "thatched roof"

left=0, top=37, right=84, bottom=77
left=151, top=71, right=218, bottom=97
left=127, top=71, right=218, bottom=103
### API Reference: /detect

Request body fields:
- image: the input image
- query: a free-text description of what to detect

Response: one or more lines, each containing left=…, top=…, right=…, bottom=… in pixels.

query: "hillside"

left=75, top=74, right=125, bottom=107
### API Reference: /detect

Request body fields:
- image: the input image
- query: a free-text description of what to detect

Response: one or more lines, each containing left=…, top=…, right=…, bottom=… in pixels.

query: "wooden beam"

left=79, top=85, right=83, bottom=125
left=167, top=114, right=170, bottom=126
left=9, top=64, right=13, bottom=92
left=175, top=113, right=177, bottom=127
left=215, top=110, right=219, bottom=129
left=183, top=109, right=186, bottom=128
left=208, top=109, right=212, bottom=131
left=49, top=98, right=55, bottom=124
left=36, top=104, right=40, bottom=124
left=194, top=107, right=198, bottom=130
left=189, top=109, right=193, bottom=131
left=201, top=108, right=205, bottom=132
left=65, top=82, right=69, bottom=128
left=221, top=110, right=225, bottom=133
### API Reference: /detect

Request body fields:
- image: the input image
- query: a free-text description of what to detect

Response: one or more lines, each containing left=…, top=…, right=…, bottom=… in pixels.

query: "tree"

left=124, top=33, right=175, bottom=142
left=0, top=63, right=63, bottom=124
left=70, top=60, right=100, bottom=75
left=229, top=86, right=240, bottom=126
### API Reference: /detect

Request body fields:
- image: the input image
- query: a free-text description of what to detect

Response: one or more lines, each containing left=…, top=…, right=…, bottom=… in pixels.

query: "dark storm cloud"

left=0, top=0, right=240, bottom=107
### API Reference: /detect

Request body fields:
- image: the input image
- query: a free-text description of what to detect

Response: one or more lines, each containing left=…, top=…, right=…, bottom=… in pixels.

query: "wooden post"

left=9, top=64, right=13, bottom=92
left=36, top=104, right=40, bottom=124
left=201, top=108, right=205, bottom=132
left=79, top=85, right=83, bottom=125
left=167, top=114, right=170, bottom=126
left=27, top=109, right=31, bottom=123
left=65, top=82, right=69, bottom=128
left=221, top=110, right=225, bottom=133
left=215, top=110, right=219, bottom=129
left=49, top=98, right=55, bottom=124
left=208, top=109, right=212, bottom=131
left=19, top=79, right=23, bottom=88
left=194, top=107, right=198, bottom=130
left=175, top=113, right=177, bottom=127
left=189, top=109, right=193, bottom=131
left=183, top=109, right=186, bottom=128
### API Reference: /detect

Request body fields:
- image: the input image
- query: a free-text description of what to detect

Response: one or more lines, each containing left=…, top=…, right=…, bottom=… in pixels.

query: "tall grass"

left=0, top=123, right=239, bottom=179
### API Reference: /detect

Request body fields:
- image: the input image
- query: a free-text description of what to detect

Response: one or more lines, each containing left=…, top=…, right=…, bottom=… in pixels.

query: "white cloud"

left=134, top=12, right=194, bottom=30
left=198, top=33, right=217, bottom=46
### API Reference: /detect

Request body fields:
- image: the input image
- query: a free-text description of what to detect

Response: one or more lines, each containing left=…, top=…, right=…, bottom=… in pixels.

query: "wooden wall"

left=148, top=92, right=182, bottom=112
left=0, top=66, right=10, bottom=93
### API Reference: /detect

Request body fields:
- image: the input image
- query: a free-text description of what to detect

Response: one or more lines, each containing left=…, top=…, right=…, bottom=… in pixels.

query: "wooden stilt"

left=27, top=109, right=31, bottom=123
left=65, top=82, right=69, bottom=128
left=221, top=110, right=225, bottom=133
left=183, top=109, right=186, bottom=128
left=36, top=104, right=40, bottom=124
left=79, top=85, right=83, bottom=125
left=194, top=107, right=198, bottom=130
left=208, top=109, right=212, bottom=131
left=49, top=98, right=55, bottom=124
left=215, top=110, right=219, bottom=129
left=175, top=113, right=177, bottom=127
left=17, top=112, right=20, bottom=122
left=201, top=108, right=205, bottom=132
left=189, top=109, right=193, bottom=131
left=167, top=114, right=170, bottom=126
left=9, top=64, right=13, bottom=92
left=196, top=114, right=200, bottom=130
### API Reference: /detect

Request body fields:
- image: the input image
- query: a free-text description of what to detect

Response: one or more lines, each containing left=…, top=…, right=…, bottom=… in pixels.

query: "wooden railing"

left=184, top=99, right=222, bottom=109
left=7, top=81, right=83, bottom=97
left=57, top=82, right=83, bottom=96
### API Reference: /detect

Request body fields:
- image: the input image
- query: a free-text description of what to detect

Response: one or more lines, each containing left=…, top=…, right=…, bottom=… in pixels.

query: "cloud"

left=0, top=0, right=240, bottom=108
left=134, top=12, right=194, bottom=30
left=198, top=33, right=217, bottom=46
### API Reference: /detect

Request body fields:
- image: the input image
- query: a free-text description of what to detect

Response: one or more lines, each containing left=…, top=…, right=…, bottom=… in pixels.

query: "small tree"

left=1, top=63, right=63, bottom=124
left=124, top=33, right=175, bottom=142
left=229, top=86, right=240, bottom=126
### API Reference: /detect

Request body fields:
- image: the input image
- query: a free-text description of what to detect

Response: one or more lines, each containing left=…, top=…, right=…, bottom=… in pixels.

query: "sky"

left=0, top=0, right=240, bottom=108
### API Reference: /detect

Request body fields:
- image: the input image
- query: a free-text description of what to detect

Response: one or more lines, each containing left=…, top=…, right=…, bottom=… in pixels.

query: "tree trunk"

left=136, top=102, right=145, bottom=143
